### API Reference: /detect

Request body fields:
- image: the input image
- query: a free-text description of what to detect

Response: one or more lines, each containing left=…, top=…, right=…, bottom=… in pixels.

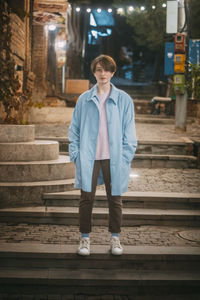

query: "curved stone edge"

left=0, top=125, right=35, bottom=143
left=0, top=179, right=75, bottom=208
left=0, top=140, right=59, bottom=162
left=0, top=159, right=75, bottom=182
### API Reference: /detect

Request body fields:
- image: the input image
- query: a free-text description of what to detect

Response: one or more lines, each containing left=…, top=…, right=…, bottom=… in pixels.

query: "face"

left=94, top=63, right=114, bottom=85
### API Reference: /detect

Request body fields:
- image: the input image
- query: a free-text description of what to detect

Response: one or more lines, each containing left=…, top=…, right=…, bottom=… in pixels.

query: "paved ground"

left=0, top=223, right=199, bottom=248
left=35, top=114, right=200, bottom=142
left=135, top=120, right=200, bottom=141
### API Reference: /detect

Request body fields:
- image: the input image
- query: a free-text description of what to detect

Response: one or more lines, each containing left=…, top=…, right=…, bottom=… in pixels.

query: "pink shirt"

left=95, top=90, right=110, bottom=160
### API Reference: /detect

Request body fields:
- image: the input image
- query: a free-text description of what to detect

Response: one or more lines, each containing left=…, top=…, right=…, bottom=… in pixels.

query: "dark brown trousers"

left=79, top=159, right=122, bottom=233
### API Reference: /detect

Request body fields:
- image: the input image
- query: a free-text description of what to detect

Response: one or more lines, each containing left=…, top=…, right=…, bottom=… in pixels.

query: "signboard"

left=164, top=42, right=174, bottom=75
left=166, top=1, right=178, bottom=34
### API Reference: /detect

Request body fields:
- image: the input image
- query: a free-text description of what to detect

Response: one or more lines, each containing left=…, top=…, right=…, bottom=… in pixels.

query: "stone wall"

left=32, top=24, right=48, bottom=102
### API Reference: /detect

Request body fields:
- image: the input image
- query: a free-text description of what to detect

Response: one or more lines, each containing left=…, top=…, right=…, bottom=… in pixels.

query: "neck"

left=97, top=82, right=111, bottom=94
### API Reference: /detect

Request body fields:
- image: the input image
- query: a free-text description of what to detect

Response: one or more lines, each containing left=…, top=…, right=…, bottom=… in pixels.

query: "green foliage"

left=0, top=0, right=31, bottom=124
left=113, top=0, right=167, bottom=53
left=186, top=63, right=200, bottom=99
left=189, top=0, right=200, bottom=39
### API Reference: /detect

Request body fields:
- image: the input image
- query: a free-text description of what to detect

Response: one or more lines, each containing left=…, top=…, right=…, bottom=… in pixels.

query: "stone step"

left=0, top=179, right=74, bottom=208
left=0, top=243, right=199, bottom=270
left=0, top=125, right=35, bottom=142
left=0, top=206, right=199, bottom=226
left=135, top=116, right=175, bottom=124
left=43, top=190, right=200, bottom=210
left=37, top=138, right=195, bottom=156
left=58, top=152, right=197, bottom=168
left=133, top=154, right=197, bottom=168
left=0, top=140, right=59, bottom=161
left=0, top=243, right=199, bottom=297
left=0, top=155, right=74, bottom=182
left=137, top=139, right=194, bottom=155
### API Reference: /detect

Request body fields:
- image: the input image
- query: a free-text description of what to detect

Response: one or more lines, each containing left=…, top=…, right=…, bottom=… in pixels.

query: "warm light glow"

left=117, top=7, right=124, bottom=14
left=141, top=6, right=145, bottom=11
left=76, top=7, right=80, bottom=12
left=87, top=8, right=91, bottom=13
left=129, top=173, right=139, bottom=179
left=152, top=5, right=156, bottom=9
left=128, top=6, right=134, bottom=12
left=162, top=3, right=167, bottom=8
left=97, top=8, right=102, bottom=13
left=48, top=24, right=56, bottom=31
left=108, top=8, right=112, bottom=13
left=57, top=41, right=66, bottom=48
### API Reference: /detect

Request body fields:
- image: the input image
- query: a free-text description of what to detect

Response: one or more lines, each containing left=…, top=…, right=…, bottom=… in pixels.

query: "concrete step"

left=0, top=155, right=74, bottom=182
left=0, top=179, right=74, bottom=208
left=0, top=206, right=199, bottom=226
left=133, top=154, right=197, bottom=168
left=0, top=125, right=35, bottom=142
left=137, top=139, right=194, bottom=155
left=0, top=243, right=199, bottom=270
left=0, top=243, right=199, bottom=298
left=0, top=140, right=59, bottom=161
left=43, top=190, right=200, bottom=210
left=59, top=152, right=197, bottom=168
left=37, top=138, right=195, bottom=156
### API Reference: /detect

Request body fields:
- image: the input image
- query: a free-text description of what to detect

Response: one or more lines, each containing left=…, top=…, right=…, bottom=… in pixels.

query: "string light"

left=73, top=3, right=168, bottom=14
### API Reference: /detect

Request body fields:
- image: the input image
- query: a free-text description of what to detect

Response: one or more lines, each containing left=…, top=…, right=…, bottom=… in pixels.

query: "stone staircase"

left=51, top=137, right=197, bottom=169
left=1, top=190, right=200, bottom=227
left=0, top=189, right=200, bottom=298
left=0, top=125, right=74, bottom=208
left=0, top=242, right=200, bottom=299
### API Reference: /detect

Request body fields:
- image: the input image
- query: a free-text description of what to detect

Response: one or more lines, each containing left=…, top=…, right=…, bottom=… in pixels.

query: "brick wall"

left=10, top=13, right=25, bottom=89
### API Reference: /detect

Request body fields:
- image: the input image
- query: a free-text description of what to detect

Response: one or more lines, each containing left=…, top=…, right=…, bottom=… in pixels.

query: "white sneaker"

left=110, top=236, right=123, bottom=255
left=78, top=237, right=90, bottom=256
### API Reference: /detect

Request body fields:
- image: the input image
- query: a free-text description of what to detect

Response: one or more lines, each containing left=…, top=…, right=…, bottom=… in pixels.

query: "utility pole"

left=175, top=0, right=188, bottom=132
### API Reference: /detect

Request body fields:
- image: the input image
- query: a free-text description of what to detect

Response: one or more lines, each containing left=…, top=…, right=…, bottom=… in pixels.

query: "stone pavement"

left=35, top=116, right=200, bottom=142
left=0, top=223, right=199, bottom=248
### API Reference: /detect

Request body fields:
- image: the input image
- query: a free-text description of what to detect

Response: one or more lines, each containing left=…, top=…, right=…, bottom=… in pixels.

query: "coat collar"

left=88, top=83, right=119, bottom=105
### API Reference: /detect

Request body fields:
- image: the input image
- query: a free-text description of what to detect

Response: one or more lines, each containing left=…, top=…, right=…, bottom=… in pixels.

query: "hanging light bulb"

left=76, top=7, right=80, bottom=12
left=97, top=8, right=102, bottom=13
left=86, top=8, right=91, bottom=13
left=108, top=8, right=112, bottom=13
left=140, top=6, right=145, bottom=11
left=162, top=3, right=167, bottom=8
left=152, top=5, right=156, bottom=9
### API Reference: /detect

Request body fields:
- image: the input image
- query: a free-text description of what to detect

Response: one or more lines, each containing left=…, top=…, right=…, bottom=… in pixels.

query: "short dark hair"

left=91, top=55, right=117, bottom=74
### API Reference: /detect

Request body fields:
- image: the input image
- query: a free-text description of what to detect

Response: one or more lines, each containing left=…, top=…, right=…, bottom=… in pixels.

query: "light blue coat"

left=68, top=83, right=137, bottom=195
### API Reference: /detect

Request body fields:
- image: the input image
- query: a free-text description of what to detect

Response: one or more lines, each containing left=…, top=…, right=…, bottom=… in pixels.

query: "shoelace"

left=81, top=239, right=90, bottom=249
left=111, top=238, right=122, bottom=249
